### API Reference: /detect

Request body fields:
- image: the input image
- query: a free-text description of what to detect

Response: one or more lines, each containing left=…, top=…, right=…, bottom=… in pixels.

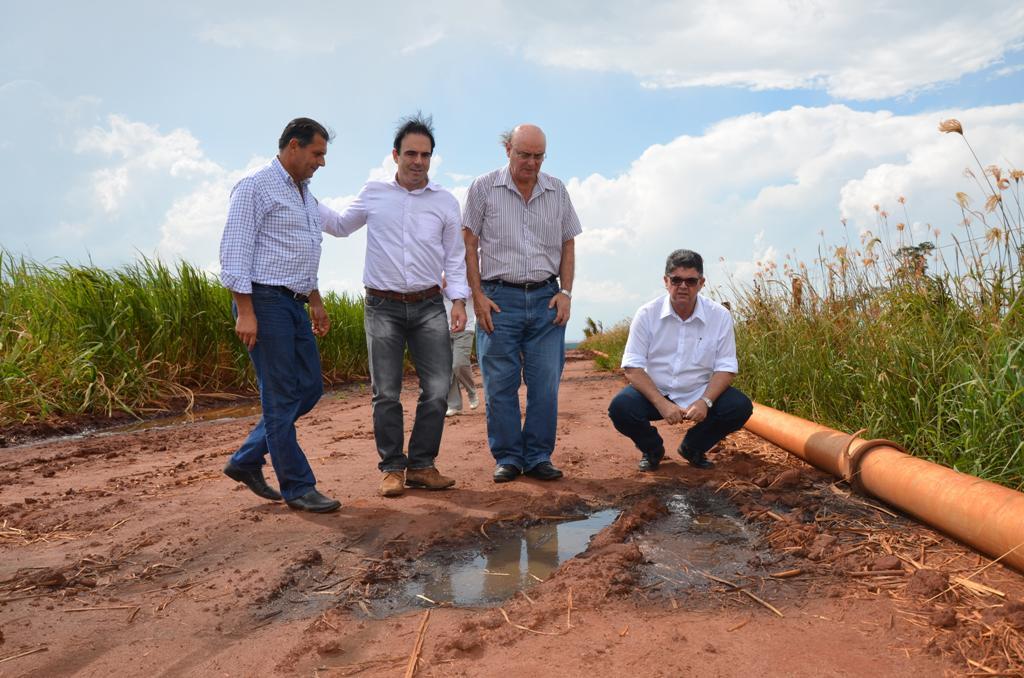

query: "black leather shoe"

left=286, top=489, right=341, bottom=513
left=638, top=449, right=665, bottom=472
left=525, top=461, right=564, bottom=481
left=493, top=464, right=521, bottom=483
left=224, top=462, right=283, bottom=501
left=678, top=444, right=715, bottom=469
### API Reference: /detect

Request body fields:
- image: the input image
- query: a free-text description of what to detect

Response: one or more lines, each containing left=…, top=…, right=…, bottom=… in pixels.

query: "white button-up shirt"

left=621, top=294, right=739, bottom=407
left=319, top=178, right=469, bottom=301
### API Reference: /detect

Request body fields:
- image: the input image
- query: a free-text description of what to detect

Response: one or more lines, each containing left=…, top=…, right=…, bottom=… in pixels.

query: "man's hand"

left=308, top=290, right=331, bottom=337
left=310, top=303, right=331, bottom=337
left=657, top=400, right=690, bottom=425
left=473, top=290, right=501, bottom=333
left=683, top=399, right=710, bottom=423
left=235, top=312, right=258, bottom=350
left=549, top=291, right=571, bottom=326
left=232, top=292, right=258, bottom=350
left=450, top=299, right=467, bottom=332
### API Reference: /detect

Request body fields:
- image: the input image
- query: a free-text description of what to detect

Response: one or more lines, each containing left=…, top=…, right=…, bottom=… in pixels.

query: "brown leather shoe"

left=380, top=471, right=405, bottom=497
left=405, top=466, right=456, bottom=490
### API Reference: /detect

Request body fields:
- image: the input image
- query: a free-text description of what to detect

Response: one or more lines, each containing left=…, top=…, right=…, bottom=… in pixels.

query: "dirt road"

left=2, top=355, right=1022, bottom=676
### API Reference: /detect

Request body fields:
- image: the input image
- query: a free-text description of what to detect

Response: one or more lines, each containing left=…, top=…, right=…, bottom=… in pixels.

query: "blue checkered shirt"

left=219, top=158, right=323, bottom=295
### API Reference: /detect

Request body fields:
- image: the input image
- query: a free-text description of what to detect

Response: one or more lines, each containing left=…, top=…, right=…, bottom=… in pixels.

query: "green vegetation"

left=0, top=255, right=367, bottom=426
left=582, top=119, right=1024, bottom=489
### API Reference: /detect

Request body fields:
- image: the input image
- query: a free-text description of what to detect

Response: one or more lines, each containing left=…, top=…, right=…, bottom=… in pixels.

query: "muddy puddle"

left=370, top=509, right=621, bottom=614
left=632, top=490, right=765, bottom=591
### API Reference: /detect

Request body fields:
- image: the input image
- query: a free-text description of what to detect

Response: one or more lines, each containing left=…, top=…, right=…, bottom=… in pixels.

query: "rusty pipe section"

left=744, top=402, right=1024, bottom=572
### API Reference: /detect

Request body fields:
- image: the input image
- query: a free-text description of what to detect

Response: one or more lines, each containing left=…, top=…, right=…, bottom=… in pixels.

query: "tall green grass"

left=0, top=255, right=367, bottom=426
left=581, top=119, right=1024, bottom=489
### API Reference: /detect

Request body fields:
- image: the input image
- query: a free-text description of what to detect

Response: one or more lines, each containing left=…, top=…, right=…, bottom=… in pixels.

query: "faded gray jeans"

left=364, top=294, right=452, bottom=472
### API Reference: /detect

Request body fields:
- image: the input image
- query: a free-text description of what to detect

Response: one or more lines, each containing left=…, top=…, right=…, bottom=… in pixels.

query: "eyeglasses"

left=512, top=150, right=546, bottom=161
left=668, top=276, right=702, bottom=287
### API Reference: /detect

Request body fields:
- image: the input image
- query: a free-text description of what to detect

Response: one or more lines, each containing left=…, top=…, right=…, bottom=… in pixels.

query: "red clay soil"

left=2, top=353, right=1023, bottom=677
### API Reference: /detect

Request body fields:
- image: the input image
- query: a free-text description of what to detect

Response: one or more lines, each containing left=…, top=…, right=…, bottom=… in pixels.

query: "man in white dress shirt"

left=608, top=249, right=753, bottom=472
left=319, top=114, right=468, bottom=497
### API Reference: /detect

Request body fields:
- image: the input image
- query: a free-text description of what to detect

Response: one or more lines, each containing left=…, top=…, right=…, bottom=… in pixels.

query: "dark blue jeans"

left=364, top=294, right=452, bottom=472
left=607, top=385, right=753, bottom=458
left=476, top=279, right=565, bottom=471
left=230, top=286, right=322, bottom=501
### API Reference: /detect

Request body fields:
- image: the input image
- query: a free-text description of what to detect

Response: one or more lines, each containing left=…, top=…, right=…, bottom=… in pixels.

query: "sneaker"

left=380, top=471, right=405, bottom=497
left=445, top=408, right=460, bottom=417
left=468, top=393, right=480, bottom=409
left=405, top=467, right=456, bottom=490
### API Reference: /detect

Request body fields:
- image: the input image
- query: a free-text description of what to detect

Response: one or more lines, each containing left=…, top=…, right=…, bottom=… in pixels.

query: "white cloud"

left=76, top=115, right=220, bottom=213
left=188, top=2, right=1023, bottom=99
left=564, top=102, right=1024, bottom=329
left=196, top=18, right=343, bottom=54
left=400, top=29, right=445, bottom=55
left=511, top=1, right=1024, bottom=100
left=157, top=156, right=268, bottom=270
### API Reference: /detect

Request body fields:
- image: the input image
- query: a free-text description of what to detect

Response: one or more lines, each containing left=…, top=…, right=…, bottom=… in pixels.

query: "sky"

left=2, top=1, right=1024, bottom=340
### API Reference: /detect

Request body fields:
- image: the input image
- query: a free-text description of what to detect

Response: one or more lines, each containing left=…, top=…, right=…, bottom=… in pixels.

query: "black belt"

left=483, top=275, right=557, bottom=290
left=252, top=282, right=309, bottom=304
left=365, top=285, right=441, bottom=303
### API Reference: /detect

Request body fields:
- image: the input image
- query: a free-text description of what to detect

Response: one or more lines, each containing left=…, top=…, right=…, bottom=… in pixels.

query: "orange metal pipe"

left=744, top=402, right=1024, bottom=572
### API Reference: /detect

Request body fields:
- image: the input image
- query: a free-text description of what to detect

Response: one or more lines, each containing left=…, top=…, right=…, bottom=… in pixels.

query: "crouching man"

left=608, top=249, right=753, bottom=471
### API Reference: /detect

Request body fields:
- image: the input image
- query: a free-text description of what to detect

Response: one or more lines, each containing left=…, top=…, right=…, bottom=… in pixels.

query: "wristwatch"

left=559, top=288, right=572, bottom=299
left=700, top=396, right=714, bottom=408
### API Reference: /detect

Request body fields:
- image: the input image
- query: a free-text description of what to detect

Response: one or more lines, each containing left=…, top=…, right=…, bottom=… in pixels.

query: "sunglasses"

left=667, top=276, right=702, bottom=287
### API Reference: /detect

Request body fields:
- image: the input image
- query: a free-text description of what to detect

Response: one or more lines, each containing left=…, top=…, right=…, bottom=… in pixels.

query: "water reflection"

left=406, top=510, right=617, bottom=606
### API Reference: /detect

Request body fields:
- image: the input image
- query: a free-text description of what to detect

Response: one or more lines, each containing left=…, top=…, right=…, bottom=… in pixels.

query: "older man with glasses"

left=608, top=249, right=753, bottom=472
left=463, top=124, right=582, bottom=484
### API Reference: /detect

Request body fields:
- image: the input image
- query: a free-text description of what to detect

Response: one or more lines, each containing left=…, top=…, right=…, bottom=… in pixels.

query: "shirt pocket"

left=693, top=337, right=716, bottom=369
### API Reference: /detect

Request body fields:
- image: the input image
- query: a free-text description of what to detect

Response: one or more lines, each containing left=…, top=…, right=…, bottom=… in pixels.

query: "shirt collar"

left=660, top=294, right=707, bottom=324
left=272, top=157, right=309, bottom=188
left=389, top=175, right=442, bottom=194
left=494, top=165, right=552, bottom=193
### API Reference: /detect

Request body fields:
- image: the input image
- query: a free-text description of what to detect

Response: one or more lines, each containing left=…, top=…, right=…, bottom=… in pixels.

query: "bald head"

left=505, top=124, right=547, bottom=188
left=510, top=124, right=545, bottom=147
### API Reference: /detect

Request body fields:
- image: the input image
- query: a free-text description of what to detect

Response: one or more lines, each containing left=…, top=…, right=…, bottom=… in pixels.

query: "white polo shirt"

left=621, top=294, right=739, bottom=407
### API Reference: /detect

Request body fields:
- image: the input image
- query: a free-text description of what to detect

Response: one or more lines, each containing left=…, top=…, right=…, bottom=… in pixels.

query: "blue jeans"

left=607, top=385, right=753, bottom=458
left=364, top=294, right=452, bottom=472
left=476, top=279, right=565, bottom=470
left=230, top=285, right=321, bottom=501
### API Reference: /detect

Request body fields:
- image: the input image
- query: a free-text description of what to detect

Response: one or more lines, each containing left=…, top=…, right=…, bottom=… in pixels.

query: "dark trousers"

left=607, top=385, right=753, bottom=457
left=230, top=286, right=321, bottom=500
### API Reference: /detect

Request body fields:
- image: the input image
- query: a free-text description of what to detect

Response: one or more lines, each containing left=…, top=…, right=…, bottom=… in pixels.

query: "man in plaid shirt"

left=218, top=117, right=341, bottom=514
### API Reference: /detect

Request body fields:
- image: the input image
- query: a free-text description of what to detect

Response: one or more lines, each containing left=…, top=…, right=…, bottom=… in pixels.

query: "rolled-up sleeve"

left=620, top=307, right=650, bottom=370
left=560, top=184, right=583, bottom=241
left=462, top=179, right=485, bottom=235
left=713, top=313, right=740, bottom=374
left=219, top=177, right=261, bottom=294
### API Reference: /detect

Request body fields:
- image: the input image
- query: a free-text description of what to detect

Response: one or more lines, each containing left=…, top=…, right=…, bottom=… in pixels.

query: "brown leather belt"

left=365, top=285, right=441, bottom=303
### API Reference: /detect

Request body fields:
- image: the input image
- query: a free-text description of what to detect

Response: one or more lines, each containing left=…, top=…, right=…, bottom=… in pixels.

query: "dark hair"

left=393, top=112, right=436, bottom=153
left=278, top=118, right=332, bottom=151
left=665, top=249, right=704, bottom=275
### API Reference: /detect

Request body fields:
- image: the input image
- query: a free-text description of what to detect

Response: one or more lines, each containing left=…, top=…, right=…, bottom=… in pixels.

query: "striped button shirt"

left=219, top=158, right=323, bottom=295
left=462, top=166, right=582, bottom=284
left=621, top=295, right=740, bottom=407
left=318, top=178, right=470, bottom=300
